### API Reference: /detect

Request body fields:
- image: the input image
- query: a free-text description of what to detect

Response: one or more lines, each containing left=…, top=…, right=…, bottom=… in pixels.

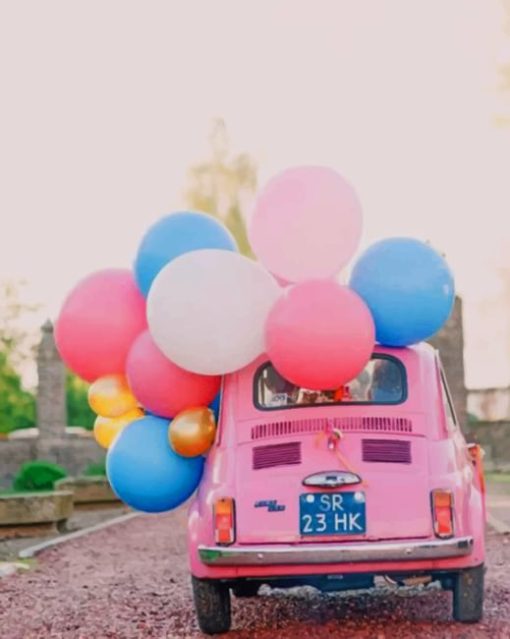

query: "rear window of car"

left=254, top=355, right=407, bottom=410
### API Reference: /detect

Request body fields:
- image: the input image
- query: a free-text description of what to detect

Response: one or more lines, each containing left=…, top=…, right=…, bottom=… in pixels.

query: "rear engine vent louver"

left=362, top=439, right=411, bottom=464
left=252, top=442, right=302, bottom=470
left=251, top=417, right=413, bottom=441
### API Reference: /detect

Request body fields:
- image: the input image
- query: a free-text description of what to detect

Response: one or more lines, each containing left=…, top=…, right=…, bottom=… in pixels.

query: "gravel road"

left=0, top=507, right=508, bottom=638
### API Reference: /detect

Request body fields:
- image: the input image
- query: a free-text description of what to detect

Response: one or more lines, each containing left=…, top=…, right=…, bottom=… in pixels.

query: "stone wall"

left=37, top=438, right=102, bottom=477
left=0, top=437, right=102, bottom=489
left=0, top=440, right=35, bottom=488
left=0, top=321, right=103, bottom=488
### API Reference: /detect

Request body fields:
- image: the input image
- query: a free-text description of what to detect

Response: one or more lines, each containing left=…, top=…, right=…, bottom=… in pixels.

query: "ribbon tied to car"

left=314, top=419, right=368, bottom=487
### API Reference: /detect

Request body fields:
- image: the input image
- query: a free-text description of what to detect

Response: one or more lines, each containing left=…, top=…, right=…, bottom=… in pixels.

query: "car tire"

left=452, top=564, right=484, bottom=623
left=232, top=582, right=260, bottom=598
left=192, top=576, right=231, bottom=635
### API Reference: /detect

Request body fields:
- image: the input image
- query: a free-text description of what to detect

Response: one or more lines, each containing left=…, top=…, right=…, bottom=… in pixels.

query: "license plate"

left=299, top=492, right=366, bottom=536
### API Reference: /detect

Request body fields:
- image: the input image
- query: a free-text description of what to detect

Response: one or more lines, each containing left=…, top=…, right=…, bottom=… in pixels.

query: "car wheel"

left=191, top=576, right=231, bottom=635
left=232, top=582, right=260, bottom=598
left=452, top=564, right=484, bottom=623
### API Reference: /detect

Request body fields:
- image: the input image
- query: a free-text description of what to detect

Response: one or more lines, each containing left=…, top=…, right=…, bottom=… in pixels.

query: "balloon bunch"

left=88, top=374, right=143, bottom=448
left=55, top=166, right=454, bottom=513
left=55, top=214, right=230, bottom=512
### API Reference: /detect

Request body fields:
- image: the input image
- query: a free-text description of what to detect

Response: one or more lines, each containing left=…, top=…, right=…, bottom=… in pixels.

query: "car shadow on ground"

left=229, top=585, right=453, bottom=632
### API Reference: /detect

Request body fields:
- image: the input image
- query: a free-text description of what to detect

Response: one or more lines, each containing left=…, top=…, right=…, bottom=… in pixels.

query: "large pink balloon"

left=55, top=269, right=147, bottom=382
left=265, top=280, right=375, bottom=390
left=249, top=166, right=362, bottom=283
left=126, top=331, right=221, bottom=418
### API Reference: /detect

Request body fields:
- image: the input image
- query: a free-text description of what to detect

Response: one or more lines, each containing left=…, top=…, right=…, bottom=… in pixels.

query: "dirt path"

left=0, top=507, right=509, bottom=638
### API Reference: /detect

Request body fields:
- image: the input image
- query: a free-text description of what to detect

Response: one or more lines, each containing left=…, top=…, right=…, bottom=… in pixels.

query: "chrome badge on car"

left=302, top=471, right=362, bottom=489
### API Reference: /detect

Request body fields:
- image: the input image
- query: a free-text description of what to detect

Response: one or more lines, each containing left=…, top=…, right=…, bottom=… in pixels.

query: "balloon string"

left=314, top=428, right=368, bottom=487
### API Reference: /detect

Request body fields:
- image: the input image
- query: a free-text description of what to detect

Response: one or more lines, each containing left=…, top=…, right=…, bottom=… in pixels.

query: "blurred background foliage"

left=0, top=281, right=94, bottom=434
left=84, top=458, right=107, bottom=476
left=12, top=460, right=67, bottom=492
left=185, top=118, right=257, bottom=257
left=0, top=281, right=38, bottom=435
left=0, top=350, right=35, bottom=435
left=66, top=372, right=95, bottom=430
left=0, top=120, right=257, bottom=436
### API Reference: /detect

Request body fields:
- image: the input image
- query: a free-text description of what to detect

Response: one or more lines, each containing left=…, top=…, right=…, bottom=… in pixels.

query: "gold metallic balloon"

left=94, top=407, right=144, bottom=449
left=169, top=407, right=216, bottom=458
left=88, top=374, right=138, bottom=418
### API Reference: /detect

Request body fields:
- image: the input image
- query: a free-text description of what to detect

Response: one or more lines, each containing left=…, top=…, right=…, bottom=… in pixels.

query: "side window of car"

left=440, top=369, right=457, bottom=432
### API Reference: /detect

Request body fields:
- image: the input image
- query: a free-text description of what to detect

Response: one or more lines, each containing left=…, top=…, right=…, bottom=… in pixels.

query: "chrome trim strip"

left=199, top=536, right=473, bottom=566
left=302, top=471, right=362, bottom=488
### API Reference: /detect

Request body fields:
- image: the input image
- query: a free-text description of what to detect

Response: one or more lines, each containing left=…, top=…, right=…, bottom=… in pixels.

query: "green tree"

left=66, top=372, right=95, bottom=430
left=0, top=351, right=35, bottom=435
left=185, top=119, right=257, bottom=256
left=0, top=281, right=38, bottom=435
left=0, top=280, right=97, bottom=433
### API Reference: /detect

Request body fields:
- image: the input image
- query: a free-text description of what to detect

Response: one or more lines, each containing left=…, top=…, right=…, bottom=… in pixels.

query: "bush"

left=12, top=460, right=68, bottom=492
left=84, top=459, right=107, bottom=477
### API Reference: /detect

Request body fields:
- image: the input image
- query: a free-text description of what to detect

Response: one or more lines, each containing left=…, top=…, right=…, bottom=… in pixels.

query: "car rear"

left=189, top=344, right=485, bottom=633
left=233, top=414, right=433, bottom=545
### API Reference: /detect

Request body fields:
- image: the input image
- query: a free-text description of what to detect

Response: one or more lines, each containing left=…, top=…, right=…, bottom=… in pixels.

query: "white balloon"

left=147, top=249, right=281, bottom=375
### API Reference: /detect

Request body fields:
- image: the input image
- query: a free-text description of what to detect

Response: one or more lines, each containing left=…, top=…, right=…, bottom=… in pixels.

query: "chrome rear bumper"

left=198, top=536, right=473, bottom=566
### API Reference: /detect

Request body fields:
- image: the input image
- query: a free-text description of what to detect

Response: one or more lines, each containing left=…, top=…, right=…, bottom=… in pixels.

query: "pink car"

left=188, top=343, right=486, bottom=634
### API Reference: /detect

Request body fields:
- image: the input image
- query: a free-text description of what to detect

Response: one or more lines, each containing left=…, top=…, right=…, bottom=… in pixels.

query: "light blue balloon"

left=134, top=211, right=238, bottom=297
left=106, top=416, right=204, bottom=513
left=350, top=238, right=455, bottom=347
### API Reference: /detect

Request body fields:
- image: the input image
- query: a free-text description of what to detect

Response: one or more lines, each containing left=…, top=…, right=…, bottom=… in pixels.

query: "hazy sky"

left=1, top=0, right=510, bottom=388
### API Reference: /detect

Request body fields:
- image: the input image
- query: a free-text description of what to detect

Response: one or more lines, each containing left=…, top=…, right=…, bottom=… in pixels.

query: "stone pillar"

left=429, top=297, right=468, bottom=430
left=36, top=320, right=67, bottom=461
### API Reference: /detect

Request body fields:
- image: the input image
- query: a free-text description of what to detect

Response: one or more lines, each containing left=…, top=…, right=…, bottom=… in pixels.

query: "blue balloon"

left=350, top=238, right=455, bottom=347
left=106, top=416, right=204, bottom=513
left=134, top=211, right=238, bottom=296
left=210, top=393, right=221, bottom=422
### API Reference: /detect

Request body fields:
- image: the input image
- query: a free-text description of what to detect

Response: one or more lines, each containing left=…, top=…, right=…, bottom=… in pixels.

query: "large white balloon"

left=147, top=249, right=281, bottom=375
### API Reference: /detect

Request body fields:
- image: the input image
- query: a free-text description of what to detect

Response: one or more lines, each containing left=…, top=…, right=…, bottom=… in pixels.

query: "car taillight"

left=214, top=497, right=235, bottom=545
left=431, top=489, right=454, bottom=539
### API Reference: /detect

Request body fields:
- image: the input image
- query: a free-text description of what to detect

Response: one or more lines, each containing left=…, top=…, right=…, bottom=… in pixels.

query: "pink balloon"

left=265, top=280, right=375, bottom=390
left=126, top=331, right=221, bottom=418
left=249, top=166, right=362, bottom=283
left=55, top=269, right=147, bottom=382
